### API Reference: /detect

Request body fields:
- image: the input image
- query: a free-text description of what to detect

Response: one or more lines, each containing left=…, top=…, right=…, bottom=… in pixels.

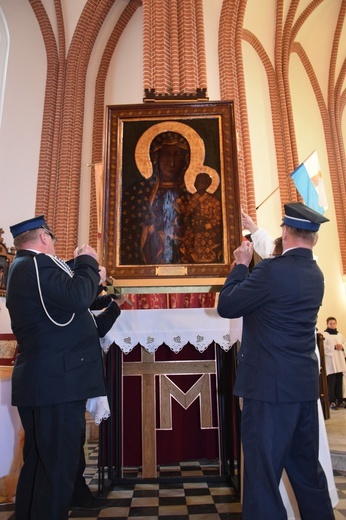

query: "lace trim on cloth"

left=100, top=332, right=117, bottom=353
left=86, top=334, right=111, bottom=424
left=87, top=314, right=113, bottom=425
left=100, top=329, right=236, bottom=354
left=97, top=308, right=242, bottom=355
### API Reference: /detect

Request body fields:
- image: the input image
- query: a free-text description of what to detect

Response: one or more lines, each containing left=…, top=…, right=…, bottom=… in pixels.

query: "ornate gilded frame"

left=0, top=230, right=15, bottom=296
left=103, top=101, right=241, bottom=289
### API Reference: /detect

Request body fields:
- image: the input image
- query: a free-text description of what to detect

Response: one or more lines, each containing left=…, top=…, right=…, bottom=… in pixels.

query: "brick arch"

left=89, top=0, right=143, bottom=249
left=288, top=1, right=346, bottom=271
left=30, top=0, right=61, bottom=228
left=218, top=0, right=258, bottom=221
left=218, top=0, right=346, bottom=278
left=328, top=1, right=346, bottom=267
left=32, top=0, right=115, bottom=259
left=242, top=29, right=297, bottom=209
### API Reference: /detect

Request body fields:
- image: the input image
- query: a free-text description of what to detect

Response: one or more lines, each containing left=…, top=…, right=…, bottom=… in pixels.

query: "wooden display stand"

left=100, top=341, right=240, bottom=487
left=96, top=309, right=242, bottom=495
left=317, top=332, right=330, bottom=420
left=0, top=229, right=15, bottom=298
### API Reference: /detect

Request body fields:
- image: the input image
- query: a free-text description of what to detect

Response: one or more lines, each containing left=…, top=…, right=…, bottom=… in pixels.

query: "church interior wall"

left=0, top=0, right=345, bottom=333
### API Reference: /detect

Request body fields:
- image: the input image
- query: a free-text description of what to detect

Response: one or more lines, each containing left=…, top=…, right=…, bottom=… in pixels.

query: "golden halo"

left=134, top=121, right=206, bottom=179
left=185, top=165, right=220, bottom=194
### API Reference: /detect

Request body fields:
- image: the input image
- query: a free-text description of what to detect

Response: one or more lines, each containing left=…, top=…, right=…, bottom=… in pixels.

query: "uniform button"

left=81, top=357, right=84, bottom=361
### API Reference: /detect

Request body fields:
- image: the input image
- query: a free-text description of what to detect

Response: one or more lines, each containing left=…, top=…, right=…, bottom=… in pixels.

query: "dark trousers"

left=327, top=372, right=344, bottom=404
left=71, top=424, right=93, bottom=503
left=241, top=399, right=334, bottom=520
left=16, top=400, right=86, bottom=520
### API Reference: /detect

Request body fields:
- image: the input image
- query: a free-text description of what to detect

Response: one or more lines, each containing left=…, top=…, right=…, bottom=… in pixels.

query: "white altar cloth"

left=99, top=308, right=243, bottom=354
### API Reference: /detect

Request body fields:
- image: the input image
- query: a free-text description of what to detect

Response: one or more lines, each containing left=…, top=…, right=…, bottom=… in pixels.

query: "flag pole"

left=255, top=186, right=280, bottom=210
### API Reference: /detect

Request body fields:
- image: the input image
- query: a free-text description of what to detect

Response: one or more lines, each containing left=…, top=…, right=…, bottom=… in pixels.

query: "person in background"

left=6, top=215, right=109, bottom=520
left=218, top=203, right=333, bottom=520
left=323, top=316, right=346, bottom=410
left=242, top=211, right=282, bottom=257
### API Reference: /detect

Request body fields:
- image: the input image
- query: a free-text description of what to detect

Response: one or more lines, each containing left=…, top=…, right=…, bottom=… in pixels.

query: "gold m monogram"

left=123, top=348, right=217, bottom=477
left=159, top=374, right=214, bottom=429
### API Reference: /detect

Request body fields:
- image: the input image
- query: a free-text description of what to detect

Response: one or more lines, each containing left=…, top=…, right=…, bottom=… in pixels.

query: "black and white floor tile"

left=1, top=442, right=346, bottom=519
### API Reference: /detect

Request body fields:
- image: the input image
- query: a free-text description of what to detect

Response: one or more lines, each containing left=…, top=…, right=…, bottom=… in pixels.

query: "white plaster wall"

left=203, top=0, right=222, bottom=102
left=0, top=0, right=46, bottom=244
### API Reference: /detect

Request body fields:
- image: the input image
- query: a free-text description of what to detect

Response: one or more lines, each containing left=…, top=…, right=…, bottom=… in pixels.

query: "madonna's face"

left=157, top=144, right=189, bottom=182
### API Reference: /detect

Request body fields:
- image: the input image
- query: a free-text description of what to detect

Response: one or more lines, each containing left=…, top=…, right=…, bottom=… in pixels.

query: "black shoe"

left=70, top=495, right=112, bottom=511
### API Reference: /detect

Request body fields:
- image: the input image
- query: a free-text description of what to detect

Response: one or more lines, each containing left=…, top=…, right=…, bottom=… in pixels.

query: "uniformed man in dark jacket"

left=218, top=203, right=334, bottom=520
left=6, top=215, right=108, bottom=520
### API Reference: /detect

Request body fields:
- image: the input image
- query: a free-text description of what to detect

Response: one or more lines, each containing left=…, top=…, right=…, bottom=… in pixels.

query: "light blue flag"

left=290, top=151, right=327, bottom=215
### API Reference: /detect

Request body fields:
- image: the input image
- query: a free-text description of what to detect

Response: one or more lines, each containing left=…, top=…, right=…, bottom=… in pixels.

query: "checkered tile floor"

left=75, top=443, right=242, bottom=518
left=2, top=443, right=346, bottom=519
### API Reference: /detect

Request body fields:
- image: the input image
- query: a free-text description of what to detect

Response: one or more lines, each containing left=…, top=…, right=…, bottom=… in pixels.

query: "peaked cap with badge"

left=283, top=202, right=329, bottom=232
left=10, top=215, right=51, bottom=238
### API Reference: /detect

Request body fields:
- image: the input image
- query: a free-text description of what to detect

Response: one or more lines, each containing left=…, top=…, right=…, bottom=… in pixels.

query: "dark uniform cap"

left=10, top=215, right=50, bottom=238
left=283, top=202, right=329, bottom=232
